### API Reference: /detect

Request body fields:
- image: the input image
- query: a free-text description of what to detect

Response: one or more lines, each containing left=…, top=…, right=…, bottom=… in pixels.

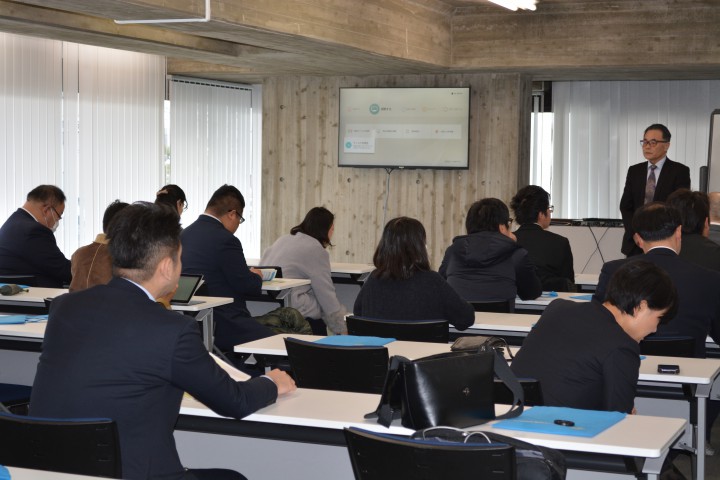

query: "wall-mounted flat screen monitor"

left=338, top=87, right=470, bottom=169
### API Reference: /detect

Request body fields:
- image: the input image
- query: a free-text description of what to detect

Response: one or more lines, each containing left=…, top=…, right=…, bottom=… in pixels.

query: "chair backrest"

left=0, top=274, right=36, bottom=287
left=471, top=300, right=511, bottom=313
left=494, top=378, right=543, bottom=406
left=0, top=413, right=122, bottom=478
left=284, top=337, right=389, bottom=394
left=639, top=335, right=695, bottom=358
left=344, top=427, right=516, bottom=480
left=346, top=316, right=449, bottom=343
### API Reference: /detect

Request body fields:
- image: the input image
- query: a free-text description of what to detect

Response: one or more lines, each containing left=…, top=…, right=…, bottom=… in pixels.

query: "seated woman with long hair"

left=261, top=207, right=347, bottom=335
left=354, top=216, right=474, bottom=330
left=155, top=184, right=187, bottom=218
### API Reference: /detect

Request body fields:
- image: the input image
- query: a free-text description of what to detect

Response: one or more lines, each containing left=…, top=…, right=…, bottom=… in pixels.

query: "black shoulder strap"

left=366, top=355, right=409, bottom=427
left=492, top=350, right=524, bottom=420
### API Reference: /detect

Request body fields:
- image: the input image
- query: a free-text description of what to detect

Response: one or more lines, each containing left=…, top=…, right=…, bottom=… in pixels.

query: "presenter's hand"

left=249, top=267, right=264, bottom=280
left=267, top=369, right=296, bottom=395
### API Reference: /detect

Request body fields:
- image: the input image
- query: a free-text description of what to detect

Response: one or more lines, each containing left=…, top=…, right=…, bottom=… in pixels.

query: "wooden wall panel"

left=261, top=73, right=531, bottom=268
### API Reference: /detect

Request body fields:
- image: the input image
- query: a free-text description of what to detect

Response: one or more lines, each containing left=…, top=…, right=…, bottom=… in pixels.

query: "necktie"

left=644, top=164, right=657, bottom=204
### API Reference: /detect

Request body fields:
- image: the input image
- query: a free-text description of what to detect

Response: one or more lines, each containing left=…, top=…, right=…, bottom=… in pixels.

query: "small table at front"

left=176, top=388, right=686, bottom=480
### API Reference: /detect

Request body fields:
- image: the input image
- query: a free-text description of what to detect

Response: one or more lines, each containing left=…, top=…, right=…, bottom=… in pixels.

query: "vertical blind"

left=0, top=32, right=165, bottom=255
left=544, top=80, right=720, bottom=219
left=169, top=78, right=262, bottom=258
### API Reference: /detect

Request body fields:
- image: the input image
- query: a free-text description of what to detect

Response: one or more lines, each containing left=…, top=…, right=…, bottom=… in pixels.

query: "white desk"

left=234, top=333, right=451, bottom=359
left=4, top=467, right=107, bottom=479
left=515, top=291, right=591, bottom=311
left=234, top=332, right=720, bottom=479
left=575, top=273, right=599, bottom=292
left=177, top=388, right=686, bottom=480
left=0, top=290, right=233, bottom=352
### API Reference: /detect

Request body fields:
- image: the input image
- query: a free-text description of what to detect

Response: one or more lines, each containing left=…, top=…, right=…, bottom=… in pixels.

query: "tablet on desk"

left=171, top=274, right=204, bottom=306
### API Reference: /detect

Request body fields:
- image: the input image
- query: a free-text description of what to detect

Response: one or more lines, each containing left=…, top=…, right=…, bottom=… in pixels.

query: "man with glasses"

left=181, top=185, right=310, bottom=362
left=510, top=185, right=576, bottom=292
left=620, top=124, right=690, bottom=256
left=0, top=184, right=71, bottom=287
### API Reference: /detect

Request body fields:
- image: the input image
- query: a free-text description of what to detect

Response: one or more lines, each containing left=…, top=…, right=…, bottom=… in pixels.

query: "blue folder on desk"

left=0, top=314, right=48, bottom=325
left=314, top=335, right=395, bottom=347
left=493, top=406, right=626, bottom=437
left=570, top=294, right=593, bottom=301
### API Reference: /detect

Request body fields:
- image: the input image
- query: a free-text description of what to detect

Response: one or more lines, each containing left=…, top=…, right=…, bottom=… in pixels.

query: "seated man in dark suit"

left=510, top=185, right=576, bottom=292
left=512, top=260, right=677, bottom=413
left=666, top=188, right=720, bottom=271
left=30, top=202, right=296, bottom=480
left=0, top=184, right=71, bottom=287
left=594, top=202, right=720, bottom=358
left=181, top=185, right=310, bottom=354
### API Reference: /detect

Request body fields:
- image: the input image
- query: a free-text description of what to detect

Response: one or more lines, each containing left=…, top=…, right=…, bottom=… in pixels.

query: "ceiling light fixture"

left=487, top=0, right=537, bottom=11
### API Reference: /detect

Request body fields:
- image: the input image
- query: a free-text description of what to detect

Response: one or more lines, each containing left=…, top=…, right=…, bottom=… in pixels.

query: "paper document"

left=210, top=352, right=251, bottom=382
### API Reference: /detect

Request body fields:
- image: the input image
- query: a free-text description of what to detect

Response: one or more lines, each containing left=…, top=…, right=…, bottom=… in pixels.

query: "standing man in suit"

left=705, top=191, right=720, bottom=245
left=181, top=185, right=310, bottom=355
left=619, top=124, right=690, bottom=256
left=30, top=202, right=296, bottom=480
left=510, top=185, right=576, bottom=292
left=594, top=202, right=720, bottom=359
left=0, top=185, right=71, bottom=287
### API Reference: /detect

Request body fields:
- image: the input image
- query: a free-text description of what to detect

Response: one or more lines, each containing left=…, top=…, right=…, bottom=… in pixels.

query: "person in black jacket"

left=512, top=260, right=677, bottom=413
left=354, top=216, right=474, bottom=329
left=439, top=198, right=542, bottom=310
left=510, top=185, right=576, bottom=292
left=30, top=202, right=296, bottom=480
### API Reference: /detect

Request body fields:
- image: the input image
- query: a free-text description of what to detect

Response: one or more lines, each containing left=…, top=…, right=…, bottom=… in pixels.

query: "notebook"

left=171, top=274, right=204, bottom=305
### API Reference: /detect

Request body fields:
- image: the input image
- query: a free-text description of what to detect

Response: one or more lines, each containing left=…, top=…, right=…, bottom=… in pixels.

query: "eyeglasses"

left=548, top=205, right=554, bottom=213
left=51, top=206, right=63, bottom=221
left=508, top=218, right=515, bottom=226
left=640, top=139, right=669, bottom=147
left=229, top=210, right=245, bottom=224
left=182, top=201, right=188, bottom=212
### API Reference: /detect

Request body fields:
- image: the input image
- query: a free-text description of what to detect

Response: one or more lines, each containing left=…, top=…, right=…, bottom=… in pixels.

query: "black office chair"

left=344, top=427, right=516, bottom=480
left=0, top=412, right=122, bottom=478
left=0, top=383, right=32, bottom=414
left=0, top=274, right=36, bottom=287
left=346, top=316, right=449, bottom=343
left=639, top=335, right=695, bottom=358
left=494, top=378, right=543, bottom=406
left=284, top=337, right=389, bottom=394
left=470, top=300, right=512, bottom=313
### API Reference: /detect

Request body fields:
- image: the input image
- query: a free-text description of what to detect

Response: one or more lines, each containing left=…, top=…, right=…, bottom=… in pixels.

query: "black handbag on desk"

left=365, top=350, right=524, bottom=429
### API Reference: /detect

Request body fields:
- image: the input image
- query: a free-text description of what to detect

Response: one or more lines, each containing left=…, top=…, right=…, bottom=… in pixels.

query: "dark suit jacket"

left=30, top=278, right=277, bottom=480
left=709, top=224, right=720, bottom=246
left=511, top=299, right=639, bottom=413
left=181, top=214, right=273, bottom=349
left=679, top=233, right=720, bottom=272
left=0, top=209, right=71, bottom=287
left=514, top=223, right=576, bottom=292
left=619, top=159, right=690, bottom=256
left=593, top=247, right=720, bottom=357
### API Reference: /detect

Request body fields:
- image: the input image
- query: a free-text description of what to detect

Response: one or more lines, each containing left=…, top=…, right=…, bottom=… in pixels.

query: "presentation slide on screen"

left=338, top=88, right=470, bottom=169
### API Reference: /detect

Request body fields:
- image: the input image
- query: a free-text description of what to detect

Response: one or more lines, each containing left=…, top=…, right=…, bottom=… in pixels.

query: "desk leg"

left=193, top=308, right=214, bottom=352
left=696, top=396, right=706, bottom=480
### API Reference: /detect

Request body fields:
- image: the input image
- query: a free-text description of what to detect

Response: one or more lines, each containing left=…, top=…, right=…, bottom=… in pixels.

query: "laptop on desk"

left=170, top=274, right=204, bottom=306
